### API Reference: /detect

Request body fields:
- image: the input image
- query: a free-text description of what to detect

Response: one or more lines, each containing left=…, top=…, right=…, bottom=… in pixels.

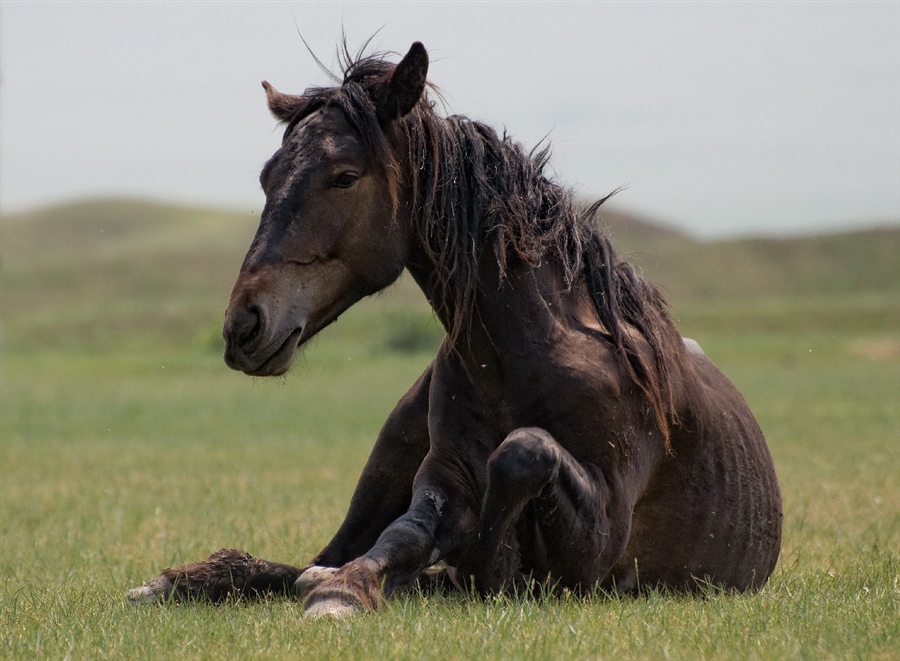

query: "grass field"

left=1, top=200, right=898, bottom=659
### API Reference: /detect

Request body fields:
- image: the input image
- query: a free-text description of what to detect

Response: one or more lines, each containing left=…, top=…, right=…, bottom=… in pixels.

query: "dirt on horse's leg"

left=127, top=548, right=304, bottom=603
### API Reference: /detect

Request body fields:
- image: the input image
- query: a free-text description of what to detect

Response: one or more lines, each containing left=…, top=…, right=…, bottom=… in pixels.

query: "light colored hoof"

left=294, top=566, right=339, bottom=598
left=304, top=597, right=360, bottom=619
left=126, top=575, right=172, bottom=604
left=127, top=585, right=161, bottom=604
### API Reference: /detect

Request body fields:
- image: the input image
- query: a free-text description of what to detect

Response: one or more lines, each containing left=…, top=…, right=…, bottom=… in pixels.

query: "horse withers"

left=128, top=42, right=782, bottom=617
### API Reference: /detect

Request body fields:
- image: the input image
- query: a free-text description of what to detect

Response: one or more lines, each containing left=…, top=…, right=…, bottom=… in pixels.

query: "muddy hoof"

left=127, top=574, right=174, bottom=604
left=304, top=592, right=362, bottom=619
left=303, top=561, right=383, bottom=618
left=294, top=566, right=339, bottom=598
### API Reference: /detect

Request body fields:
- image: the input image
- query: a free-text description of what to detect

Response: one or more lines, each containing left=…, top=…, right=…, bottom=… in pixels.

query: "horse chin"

left=237, top=328, right=303, bottom=377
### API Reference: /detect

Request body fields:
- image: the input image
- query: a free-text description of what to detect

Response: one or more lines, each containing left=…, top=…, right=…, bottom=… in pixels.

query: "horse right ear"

left=376, top=42, right=429, bottom=126
left=262, top=81, right=307, bottom=122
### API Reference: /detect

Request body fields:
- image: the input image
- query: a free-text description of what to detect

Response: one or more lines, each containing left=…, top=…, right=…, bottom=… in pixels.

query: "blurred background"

left=1, top=2, right=898, bottom=236
left=1, top=1, right=897, bottom=352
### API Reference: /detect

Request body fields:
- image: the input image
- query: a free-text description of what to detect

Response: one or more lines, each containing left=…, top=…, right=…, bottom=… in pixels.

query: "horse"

left=128, top=42, right=782, bottom=618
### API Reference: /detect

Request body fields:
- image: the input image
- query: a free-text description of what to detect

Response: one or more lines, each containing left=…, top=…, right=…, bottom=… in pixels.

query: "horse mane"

left=289, top=49, right=687, bottom=445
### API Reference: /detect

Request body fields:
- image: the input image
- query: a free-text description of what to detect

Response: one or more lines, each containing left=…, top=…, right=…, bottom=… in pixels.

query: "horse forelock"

left=277, top=56, right=404, bottom=213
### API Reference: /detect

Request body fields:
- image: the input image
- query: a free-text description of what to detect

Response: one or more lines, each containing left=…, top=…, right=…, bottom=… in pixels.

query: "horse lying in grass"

left=129, top=42, right=782, bottom=618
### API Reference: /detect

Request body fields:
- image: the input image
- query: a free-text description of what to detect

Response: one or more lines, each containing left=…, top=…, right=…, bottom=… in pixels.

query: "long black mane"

left=291, top=50, right=687, bottom=443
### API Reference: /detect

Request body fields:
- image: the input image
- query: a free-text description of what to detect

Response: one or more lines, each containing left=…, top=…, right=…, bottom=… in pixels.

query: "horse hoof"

left=126, top=575, right=173, bottom=604
left=304, top=584, right=367, bottom=619
left=294, top=566, right=339, bottom=598
left=304, top=596, right=361, bottom=619
left=302, top=560, right=382, bottom=618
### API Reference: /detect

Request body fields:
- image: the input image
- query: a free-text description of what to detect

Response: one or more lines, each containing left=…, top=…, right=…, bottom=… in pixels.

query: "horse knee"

left=488, top=427, right=561, bottom=494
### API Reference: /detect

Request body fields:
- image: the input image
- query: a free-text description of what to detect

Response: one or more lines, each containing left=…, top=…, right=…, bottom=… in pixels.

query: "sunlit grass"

left=2, top=294, right=898, bottom=659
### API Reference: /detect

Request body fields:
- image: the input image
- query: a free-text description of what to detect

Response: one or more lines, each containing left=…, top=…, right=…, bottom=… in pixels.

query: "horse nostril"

left=244, top=307, right=262, bottom=342
left=226, top=305, right=263, bottom=349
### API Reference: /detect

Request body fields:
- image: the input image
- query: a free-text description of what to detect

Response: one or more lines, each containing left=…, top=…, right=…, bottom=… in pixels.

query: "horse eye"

left=332, top=172, right=360, bottom=189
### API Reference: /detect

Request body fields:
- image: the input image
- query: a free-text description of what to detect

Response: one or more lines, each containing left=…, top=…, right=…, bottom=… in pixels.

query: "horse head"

left=223, top=43, right=429, bottom=376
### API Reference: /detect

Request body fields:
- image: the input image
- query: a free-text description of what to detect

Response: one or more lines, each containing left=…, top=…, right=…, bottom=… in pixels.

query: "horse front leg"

left=307, top=367, right=433, bottom=568
left=303, top=471, right=472, bottom=618
left=455, top=426, right=631, bottom=596
left=127, top=367, right=433, bottom=605
left=127, top=548, right=304, bottom=603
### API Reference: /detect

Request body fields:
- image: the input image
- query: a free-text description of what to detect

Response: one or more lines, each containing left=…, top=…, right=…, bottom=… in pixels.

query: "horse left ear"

left=376, top=42, right=429, bottom=126
left=262, top=81, right=307, bottom=123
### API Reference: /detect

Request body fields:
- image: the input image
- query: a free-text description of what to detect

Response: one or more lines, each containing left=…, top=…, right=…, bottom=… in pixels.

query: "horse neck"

left=404, top=246, right=460, bottom=339
left=396, top=110, right=582, bottom=368
left=406, top=246, right=578, bottom=371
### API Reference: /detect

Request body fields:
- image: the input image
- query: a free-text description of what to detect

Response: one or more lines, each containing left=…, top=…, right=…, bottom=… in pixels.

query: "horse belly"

left=607, top=410, right=782, bottom=592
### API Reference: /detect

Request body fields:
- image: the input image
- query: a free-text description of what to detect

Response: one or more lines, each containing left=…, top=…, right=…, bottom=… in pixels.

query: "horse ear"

left=262, top=81, right=307, bottom=122
left=376, top=42, right=429, bottom=126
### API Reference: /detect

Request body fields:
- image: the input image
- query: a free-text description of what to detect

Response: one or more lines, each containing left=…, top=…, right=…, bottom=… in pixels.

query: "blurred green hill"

left=600, top=206, right=900, bottom=300
left=1, top=198, right=897, bottom=352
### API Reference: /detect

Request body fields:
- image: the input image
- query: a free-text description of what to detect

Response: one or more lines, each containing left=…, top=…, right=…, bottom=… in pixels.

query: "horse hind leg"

left=127, top=548, right=304, bottom=603
left=456, top=427, right=617, bottom=595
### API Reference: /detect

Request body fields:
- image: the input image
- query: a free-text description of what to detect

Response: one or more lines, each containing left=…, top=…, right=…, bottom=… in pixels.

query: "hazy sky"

left=1, top=2, right=898, bottom=237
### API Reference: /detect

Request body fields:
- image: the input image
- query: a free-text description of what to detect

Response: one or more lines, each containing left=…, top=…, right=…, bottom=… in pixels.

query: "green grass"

left=1, top=200, right=898, bottom=659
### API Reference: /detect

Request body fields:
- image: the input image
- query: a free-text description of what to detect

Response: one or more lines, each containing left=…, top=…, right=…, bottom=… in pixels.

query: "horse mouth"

left=225, top=304, right=349, bottom=377
left=228, top=328, right=304, bottom=377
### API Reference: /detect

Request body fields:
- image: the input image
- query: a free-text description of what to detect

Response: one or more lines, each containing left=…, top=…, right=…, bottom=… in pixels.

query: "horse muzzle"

left=222, top=258, right=361, bottom=376
left=222, top=299, right=303, bottom=377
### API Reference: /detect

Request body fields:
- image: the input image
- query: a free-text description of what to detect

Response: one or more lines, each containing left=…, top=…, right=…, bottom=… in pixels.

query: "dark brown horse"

left=129, top=42, right=782, bottom=617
